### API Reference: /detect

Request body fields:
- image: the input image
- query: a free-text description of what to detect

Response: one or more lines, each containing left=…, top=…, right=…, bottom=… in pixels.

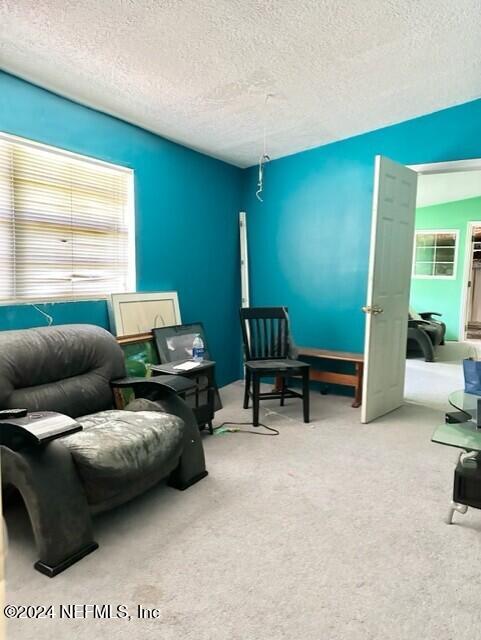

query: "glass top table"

left=448, top=390, right=481, bottom=422
left=431, top=390, right=481, bottom=452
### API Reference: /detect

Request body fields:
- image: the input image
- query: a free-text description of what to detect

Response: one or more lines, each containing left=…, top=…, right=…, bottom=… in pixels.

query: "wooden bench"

left=276, top=347, right=364, bottom=408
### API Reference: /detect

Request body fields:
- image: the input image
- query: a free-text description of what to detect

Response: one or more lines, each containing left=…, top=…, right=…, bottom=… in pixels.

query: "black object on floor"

left=453, top=459, right=481, bottom=511
left=445, top=410, right=471, bottom=424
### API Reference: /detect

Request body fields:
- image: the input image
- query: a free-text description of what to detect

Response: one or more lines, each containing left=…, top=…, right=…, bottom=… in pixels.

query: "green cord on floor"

left=212, top=422, right=279, bottom=436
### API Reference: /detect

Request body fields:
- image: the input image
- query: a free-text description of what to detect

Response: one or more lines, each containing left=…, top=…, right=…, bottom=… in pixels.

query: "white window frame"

left=0, top=131, right=136, bottom=305
left=412, top=228, right=459, bottom=280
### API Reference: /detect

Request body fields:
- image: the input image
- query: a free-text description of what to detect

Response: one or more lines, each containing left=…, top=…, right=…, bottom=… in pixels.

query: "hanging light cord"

left=255, top=94, right=273, bottom=202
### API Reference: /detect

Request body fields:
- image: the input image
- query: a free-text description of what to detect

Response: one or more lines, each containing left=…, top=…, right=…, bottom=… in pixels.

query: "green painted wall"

left=410, top=196, right=481, bottom=340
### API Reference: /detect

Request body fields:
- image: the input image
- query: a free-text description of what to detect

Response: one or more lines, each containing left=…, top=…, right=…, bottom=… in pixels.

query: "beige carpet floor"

left=5, top=346, right=481, bottom=640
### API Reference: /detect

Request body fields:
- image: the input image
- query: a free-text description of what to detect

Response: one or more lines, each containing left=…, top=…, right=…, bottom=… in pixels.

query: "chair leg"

left=253, top=373, right=260, bottom=426
left=302, top=370, right=310, bottom=423
left=352, top=362, right=363, bottom=408
left=280, top=376, right=286, bottom=406
left=243, top=369, right=251, bottom=409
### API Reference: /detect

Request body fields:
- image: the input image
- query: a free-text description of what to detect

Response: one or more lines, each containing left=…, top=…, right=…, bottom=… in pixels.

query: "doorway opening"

left=405, top=162, right=481, bottom=411
left=463, top=223, right=481, bottom=340
left=362, top=157, right=481, bottom=422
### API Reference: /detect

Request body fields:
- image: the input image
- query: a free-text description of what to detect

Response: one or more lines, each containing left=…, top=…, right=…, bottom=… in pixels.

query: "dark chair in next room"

left=239, top=307, right=310, bottom=426
left=407, top=309, right=446, bottom=362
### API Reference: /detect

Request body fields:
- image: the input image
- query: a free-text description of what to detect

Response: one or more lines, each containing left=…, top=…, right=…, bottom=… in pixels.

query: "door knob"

left=362, top=305, right=384, bottom=315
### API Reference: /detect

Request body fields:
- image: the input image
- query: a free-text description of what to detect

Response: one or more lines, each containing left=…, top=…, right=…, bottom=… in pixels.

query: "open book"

left=0, top=412, right=82, bottom=450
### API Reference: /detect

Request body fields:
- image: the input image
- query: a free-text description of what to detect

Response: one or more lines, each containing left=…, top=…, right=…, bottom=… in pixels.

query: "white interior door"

left=361, top=156, right=418, bottom=423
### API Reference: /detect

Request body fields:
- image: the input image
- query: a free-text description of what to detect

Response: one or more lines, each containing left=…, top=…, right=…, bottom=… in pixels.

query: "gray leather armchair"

left=0, top=324, right=208, bottom=576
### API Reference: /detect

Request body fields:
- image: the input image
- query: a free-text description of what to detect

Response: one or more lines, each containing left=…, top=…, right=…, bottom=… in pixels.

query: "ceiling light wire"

left=256, top=93, right=274, bottom=202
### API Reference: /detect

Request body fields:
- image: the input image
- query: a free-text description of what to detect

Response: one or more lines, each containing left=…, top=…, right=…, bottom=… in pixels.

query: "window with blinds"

left=0, top=133, right=135, bottom=302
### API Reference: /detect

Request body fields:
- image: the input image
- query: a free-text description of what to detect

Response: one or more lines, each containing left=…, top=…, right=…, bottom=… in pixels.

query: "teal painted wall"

left=3, top=70, right=481, bottom=382
left=410, top=196, right=481, bottom=340
left=0, top=72, right=243, bottom=386
left=242, top=98, right=481, bottom=353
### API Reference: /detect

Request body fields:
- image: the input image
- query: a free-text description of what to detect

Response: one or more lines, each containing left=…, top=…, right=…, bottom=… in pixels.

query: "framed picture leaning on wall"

left=114, top=332, right=159, bottom=408
left=109, top=291, right=181, bottom=336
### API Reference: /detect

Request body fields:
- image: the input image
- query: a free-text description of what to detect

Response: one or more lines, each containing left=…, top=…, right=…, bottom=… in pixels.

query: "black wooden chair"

left=239, top=307, right=310, bottom=426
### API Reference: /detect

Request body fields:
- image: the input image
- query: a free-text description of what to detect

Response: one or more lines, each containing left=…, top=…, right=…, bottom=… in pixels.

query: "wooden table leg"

left=352, top=362, right=363, bottom=408
left=273, top=374, right=283, bottom=393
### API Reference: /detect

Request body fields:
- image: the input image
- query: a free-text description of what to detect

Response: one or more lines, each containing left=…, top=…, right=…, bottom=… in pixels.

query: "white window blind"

left=0, top=133, right=135, bottom=302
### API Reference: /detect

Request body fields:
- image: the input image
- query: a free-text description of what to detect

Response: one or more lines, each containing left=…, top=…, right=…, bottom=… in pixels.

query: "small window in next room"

left=0, top=132, right=135, bottom=302
left=413, top=230, right=458, bottom=279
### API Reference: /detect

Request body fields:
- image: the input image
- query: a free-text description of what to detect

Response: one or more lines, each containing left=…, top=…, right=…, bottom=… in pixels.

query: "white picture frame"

left=109, top=291, right=181, bottom=337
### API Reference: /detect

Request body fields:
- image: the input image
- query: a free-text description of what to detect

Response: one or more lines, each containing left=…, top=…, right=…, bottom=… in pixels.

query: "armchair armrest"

left=419, top=312, right=442, bottom=320
left=111, top=375, right=197, bottom=397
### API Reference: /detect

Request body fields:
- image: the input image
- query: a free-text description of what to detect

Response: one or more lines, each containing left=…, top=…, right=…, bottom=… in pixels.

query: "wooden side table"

left=150, top=360, right=217, bottom=433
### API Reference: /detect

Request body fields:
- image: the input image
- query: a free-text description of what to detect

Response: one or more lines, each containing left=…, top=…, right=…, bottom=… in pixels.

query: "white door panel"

left=362, top=156, right=418, bottom=423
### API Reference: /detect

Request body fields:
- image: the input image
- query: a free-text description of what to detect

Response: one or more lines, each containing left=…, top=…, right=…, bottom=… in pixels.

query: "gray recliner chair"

left=0, top=324, right=208, bottom=576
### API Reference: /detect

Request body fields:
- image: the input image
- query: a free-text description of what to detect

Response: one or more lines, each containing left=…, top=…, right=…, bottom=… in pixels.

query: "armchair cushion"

left=60, top=409, right=184, bottom=509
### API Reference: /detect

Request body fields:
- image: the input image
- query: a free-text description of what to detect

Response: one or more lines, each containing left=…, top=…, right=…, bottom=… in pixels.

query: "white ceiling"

left=417, top=170, right=481, bottom=208
left=1, top=0, right=481, bottom=168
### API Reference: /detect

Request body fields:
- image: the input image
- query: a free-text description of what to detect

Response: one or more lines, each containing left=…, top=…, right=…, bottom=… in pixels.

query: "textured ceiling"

left=417, top=170, right=481, bottom=208
left=1, top=0, right=481, bottom=168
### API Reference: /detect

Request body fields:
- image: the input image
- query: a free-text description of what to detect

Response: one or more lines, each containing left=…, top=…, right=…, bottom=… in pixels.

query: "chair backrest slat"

left=279, top=317, right=286, bottom=358
left=270, top=318, right=275, bottom=357
left=262, top=318, right=268, bottom=358
left=240, top=307, right=290, bottom=361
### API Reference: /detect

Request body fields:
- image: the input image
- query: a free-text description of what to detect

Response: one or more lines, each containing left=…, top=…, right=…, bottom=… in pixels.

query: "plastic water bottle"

left=192, top=334, right=205, bottom=362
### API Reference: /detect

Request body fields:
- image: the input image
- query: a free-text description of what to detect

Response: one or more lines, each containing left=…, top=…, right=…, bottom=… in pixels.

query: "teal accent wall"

left=0, top=72, right=243, bottom=386
left=410, top=196, right=481, bottom=340
left=242, top=98, right=481, bottom=352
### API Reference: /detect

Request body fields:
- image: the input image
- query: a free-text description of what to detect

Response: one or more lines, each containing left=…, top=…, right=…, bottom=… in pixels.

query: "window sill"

left=0, top=296, right=111, bottom=307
